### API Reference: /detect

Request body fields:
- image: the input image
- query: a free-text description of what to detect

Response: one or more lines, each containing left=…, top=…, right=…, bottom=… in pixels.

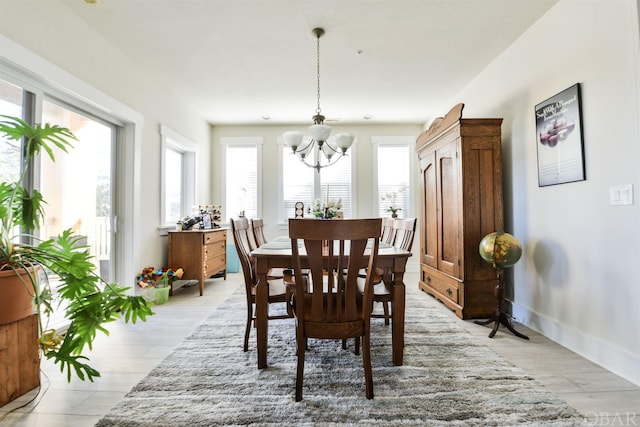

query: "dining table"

left=250, top=237, right=412, bottom=369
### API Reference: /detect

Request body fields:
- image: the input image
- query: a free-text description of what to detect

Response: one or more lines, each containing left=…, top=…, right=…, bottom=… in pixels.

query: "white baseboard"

left=512, top=302, right=640, bottom=387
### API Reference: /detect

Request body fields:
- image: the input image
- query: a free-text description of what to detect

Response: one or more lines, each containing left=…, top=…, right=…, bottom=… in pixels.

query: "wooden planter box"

left=0, top=315, right=40, bottom=406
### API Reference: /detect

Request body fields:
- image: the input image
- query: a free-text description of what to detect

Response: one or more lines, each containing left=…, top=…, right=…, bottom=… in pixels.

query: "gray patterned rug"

left=96, top=287, right=585, bottom=426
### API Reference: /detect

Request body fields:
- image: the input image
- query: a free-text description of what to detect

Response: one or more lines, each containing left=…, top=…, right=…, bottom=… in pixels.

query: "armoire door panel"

left=437, top=143, right=459, bottom=278
left=420, top=153, right=438, bottom=268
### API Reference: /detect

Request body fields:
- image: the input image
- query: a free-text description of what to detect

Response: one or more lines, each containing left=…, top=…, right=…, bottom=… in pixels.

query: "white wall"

left=442, top=0, right=640, bottom=385
left=210, top=123, right=424, bottom=271
left=0, top=1, right=211, bottom=283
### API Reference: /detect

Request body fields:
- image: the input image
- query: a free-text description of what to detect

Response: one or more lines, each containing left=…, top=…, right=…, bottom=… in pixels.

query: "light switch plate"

left=609, top=184, right=633, bottom=205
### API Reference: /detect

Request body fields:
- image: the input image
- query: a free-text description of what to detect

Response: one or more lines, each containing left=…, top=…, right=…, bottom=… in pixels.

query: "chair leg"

left=362, top=333, right=374, bottom=399
left=244, top=303, right=253, bottom=352
left=295, top=338, right=306, bottom=402
left=354, top=336, right=360, bottom=355
left=383, top=301, right=390, bottom=326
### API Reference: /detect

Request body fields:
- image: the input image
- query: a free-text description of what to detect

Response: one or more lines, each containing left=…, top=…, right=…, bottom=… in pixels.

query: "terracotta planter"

left=0, top=268, right=36, bottom=325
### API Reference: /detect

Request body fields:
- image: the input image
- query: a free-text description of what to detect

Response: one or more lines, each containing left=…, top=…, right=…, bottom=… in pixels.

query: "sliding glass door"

left=40, top=100, right=116, bottom=282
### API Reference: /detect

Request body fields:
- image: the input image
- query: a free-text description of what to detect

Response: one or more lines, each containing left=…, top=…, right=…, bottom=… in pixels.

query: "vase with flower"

left=310, top=198, right=342, bottom=219
left=381, top=186, right=407, bottom=218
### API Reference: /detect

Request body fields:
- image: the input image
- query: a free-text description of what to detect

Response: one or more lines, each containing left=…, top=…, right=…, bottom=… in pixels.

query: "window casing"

left=222, top=137, right=262, bottom=221
left=373, top=137, right=413, bottom=218
left=160, top=124, right=196, bottom=227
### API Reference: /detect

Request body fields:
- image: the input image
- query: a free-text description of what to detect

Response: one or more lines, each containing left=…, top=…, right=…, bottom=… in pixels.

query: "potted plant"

left=381, top=187, right=407, bottom=218
left=387, top=206, right=402, bottom=218
left=0, top=115, right=154, bottom=382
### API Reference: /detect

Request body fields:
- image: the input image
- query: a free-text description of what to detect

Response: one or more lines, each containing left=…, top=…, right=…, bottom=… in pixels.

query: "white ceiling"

left=61, top=0, right=557, bottom=126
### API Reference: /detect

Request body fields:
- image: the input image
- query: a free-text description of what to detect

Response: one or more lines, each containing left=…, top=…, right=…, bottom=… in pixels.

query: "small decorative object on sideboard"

left=475, top=231, right=528, bottom=340
left=180, top=214, right=202, bottom=230
left=200, top=205, right=222, bottom=228
left=179, top=205, right=223, bottom=230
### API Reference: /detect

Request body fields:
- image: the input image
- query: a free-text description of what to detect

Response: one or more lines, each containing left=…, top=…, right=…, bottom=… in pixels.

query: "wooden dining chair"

left=251, top=218, right=268, bottom=247
left=369, top=217, right=417, bottom=325
left=289, top=218, right=381, bottom=401
left=380, top=217, right=395, bottom=244
left=230, top=217, right=293, bottom=352
left=250, top=217, right=287, bottom=279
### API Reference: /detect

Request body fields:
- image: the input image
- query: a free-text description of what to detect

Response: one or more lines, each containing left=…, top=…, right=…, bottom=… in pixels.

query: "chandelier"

left=282, top=28, right=355, bottom=172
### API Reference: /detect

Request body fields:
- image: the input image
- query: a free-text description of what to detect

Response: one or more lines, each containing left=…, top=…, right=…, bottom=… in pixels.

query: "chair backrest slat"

left=251, top=218, right=267, bottom=247
left=380, top=218, right=395, bottom=244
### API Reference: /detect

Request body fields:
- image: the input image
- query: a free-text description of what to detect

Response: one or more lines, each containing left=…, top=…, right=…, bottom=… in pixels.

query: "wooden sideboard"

left=416, top=104, right=504, bottom=319
left=168, top=229, right=227, bottom=296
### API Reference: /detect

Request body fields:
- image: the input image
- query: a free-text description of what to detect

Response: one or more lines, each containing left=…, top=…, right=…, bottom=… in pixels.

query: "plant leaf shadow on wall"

left=531, top=240, right=570, bottom=288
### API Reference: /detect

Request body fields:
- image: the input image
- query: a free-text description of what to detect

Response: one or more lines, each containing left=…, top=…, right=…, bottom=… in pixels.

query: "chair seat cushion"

left=267, top=267, right=287, bottom=279
left=357, top=277, right=391, bottom=296
left=251, top=279, right=289, bottom=298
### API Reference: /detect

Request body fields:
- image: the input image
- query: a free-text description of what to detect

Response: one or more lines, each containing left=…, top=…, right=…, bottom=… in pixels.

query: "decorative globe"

left=479, top=231, right=523, bottom=269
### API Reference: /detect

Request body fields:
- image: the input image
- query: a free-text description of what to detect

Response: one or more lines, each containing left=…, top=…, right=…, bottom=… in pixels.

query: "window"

left=0, top=74, right=130, bottom=326
left=2, top=47, right=142, bottom=294
left=373, top=137, right=412, bottom=218
left=0, top=80, right=24, bottom=185
left=0, top=79, right=27, bottom=239
left=222, top=137, right=262, bottom=221
left=160, top=125, right=196, bottom=227
left=281, top=138, right=354, bottom=220
left=40, top=99, right=117, bottom=282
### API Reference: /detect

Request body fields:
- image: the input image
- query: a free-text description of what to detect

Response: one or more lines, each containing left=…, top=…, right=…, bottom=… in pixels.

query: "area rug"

left=96, top=287, right=585, bottom=426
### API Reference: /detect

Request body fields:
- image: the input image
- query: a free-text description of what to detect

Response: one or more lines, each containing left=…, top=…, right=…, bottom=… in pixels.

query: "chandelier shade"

left=309, top=124, right=332, bottom=143
left=282, top=27, right=355, bottom=172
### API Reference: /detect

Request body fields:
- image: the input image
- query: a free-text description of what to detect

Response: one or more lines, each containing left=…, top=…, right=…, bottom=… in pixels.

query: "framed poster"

left=535, top=83, right=585, bottom=186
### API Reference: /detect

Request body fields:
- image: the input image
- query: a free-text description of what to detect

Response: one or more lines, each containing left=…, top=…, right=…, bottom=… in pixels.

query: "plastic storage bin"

left=226, top=244, right=240, bottom=273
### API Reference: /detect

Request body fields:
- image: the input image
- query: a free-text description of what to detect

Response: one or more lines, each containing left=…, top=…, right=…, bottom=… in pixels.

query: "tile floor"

left=1, top=272, right=638, bottom=427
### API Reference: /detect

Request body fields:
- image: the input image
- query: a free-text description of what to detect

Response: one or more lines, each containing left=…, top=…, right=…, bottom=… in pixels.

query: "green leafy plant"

left=387, top=206, right=402, bottom=215
left=0, top=115, right=154, bottom=382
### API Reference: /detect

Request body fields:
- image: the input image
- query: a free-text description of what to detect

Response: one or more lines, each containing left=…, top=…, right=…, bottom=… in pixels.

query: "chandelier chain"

left=316, top=31, right=321, bottom=116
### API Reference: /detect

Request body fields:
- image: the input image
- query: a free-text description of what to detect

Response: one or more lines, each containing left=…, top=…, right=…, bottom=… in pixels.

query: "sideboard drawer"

left=203, top=230, right=226, bottom=245
left=204, top=255, right=226, bottom=278
left=204, top=240, right=226, bottom=259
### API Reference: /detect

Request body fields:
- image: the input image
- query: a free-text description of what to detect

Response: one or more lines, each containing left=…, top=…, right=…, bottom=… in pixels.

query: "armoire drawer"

left=421, top=268, right=460, bottom=304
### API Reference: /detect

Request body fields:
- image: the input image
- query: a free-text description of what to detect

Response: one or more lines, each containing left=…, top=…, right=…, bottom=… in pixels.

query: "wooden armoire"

left=416, top=104, right=504, bottom=319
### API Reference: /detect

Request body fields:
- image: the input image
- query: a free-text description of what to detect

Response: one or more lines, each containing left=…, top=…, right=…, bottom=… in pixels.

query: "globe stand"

left=475, top=268, right=529, bottom=340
